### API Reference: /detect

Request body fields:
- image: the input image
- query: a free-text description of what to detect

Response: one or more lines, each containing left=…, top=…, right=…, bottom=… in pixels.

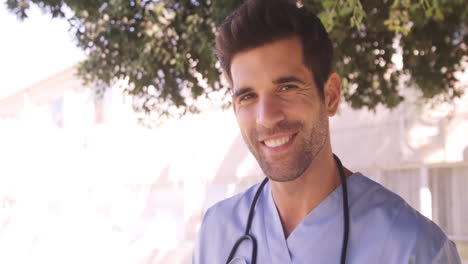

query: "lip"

left=259, top=132, right=297, bottom=142
left=260, top=132, right=298, bottom=153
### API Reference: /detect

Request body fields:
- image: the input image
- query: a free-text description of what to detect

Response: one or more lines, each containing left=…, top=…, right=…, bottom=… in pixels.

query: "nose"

left=256, top=96, right=285, bottom=129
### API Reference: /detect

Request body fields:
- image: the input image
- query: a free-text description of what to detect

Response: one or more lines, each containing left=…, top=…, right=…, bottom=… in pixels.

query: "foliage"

left=6, top=0, right=468, bottom=116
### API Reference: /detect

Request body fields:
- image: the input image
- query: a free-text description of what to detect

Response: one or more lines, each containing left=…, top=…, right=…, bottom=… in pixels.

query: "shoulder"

left=388, top=198, right=460, bottom=263
left=202, top=181, right=262, bottom=227
left=193, top=181, right=263, bottom=263
left=349, top=173, right=412, bottom=228
left=351, top=173, right=444, bottom=240
left=351, top=173, right=460, bottom=263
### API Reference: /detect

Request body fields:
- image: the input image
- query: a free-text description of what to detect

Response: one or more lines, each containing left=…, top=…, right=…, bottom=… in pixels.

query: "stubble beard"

left=244, top=109, right=329, bottom=182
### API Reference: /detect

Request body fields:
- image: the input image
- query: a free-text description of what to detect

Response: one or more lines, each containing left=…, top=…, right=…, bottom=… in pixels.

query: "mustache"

left=254, top=120, right=303, bottom=139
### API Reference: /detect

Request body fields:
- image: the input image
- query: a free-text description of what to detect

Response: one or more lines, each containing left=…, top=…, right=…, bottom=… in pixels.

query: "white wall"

left=1, top=70, right=467, bottom=263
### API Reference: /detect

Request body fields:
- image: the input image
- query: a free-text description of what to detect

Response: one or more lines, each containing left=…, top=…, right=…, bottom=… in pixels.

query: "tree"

left=6, top=0, right=468, bottom=117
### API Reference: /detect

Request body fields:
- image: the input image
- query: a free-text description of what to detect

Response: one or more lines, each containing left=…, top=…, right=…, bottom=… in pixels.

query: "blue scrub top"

left=193, top=173, right=461, bottom=264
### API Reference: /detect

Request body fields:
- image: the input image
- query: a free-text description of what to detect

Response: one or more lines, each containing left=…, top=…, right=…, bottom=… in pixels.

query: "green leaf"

left=338, top=6, right=353, bottom=17
left=5, top=0, right=466, bottom=117
left=322, top=0, right=334, bottom=9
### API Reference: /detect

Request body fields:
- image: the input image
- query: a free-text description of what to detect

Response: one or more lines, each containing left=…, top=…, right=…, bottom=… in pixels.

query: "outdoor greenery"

left=6, top=0, right=468, bottom=117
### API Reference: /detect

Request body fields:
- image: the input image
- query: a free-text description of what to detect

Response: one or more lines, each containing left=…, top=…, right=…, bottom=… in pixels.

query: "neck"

left=270, top=141, right=352, bottom=238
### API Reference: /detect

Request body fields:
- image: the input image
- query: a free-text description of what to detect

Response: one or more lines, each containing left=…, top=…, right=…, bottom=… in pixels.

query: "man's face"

left=230, top=37, right=330, bottom=182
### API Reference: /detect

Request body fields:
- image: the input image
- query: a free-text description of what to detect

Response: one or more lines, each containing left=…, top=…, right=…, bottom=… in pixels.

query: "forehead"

left=230, top=37, right=312, bottom=90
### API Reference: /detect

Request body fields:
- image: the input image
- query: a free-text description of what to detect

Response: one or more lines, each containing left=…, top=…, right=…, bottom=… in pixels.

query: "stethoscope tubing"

left=226, top=154, right=350, bottom=264
left=226, top=178, right=268, bottom=263
left=334, top=154, right=350, bottom=264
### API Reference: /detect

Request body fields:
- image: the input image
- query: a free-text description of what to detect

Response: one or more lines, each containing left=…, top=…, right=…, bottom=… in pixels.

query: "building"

left=0, top=66, right=466, bottom=263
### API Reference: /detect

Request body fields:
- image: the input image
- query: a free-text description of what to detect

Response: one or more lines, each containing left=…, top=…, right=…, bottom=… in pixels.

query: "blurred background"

left=0, top=0, right=467, bottom=263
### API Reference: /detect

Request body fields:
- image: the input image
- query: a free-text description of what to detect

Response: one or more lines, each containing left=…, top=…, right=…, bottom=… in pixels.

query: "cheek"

left=283, top=97, right=315, bottom=117
left=236, top=109, right=255, bottom=131
left=235, top=108, right=255, bottom=134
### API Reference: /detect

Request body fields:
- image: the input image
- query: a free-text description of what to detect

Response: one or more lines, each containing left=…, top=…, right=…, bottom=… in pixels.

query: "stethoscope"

left=226, top=154, right=350, bottom=264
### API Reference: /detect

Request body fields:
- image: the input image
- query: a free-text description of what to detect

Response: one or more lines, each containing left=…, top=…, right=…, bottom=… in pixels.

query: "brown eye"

left=280, top=85, right=298, bottom=91
left=239, top=93, right=256, bottom=103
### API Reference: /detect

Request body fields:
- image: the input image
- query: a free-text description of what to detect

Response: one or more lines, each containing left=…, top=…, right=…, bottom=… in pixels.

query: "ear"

left=323, top=72, right=341, bottom=116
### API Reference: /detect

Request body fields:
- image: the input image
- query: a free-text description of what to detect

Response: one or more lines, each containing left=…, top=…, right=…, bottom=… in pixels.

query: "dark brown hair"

left=215, top=0, right=333, bottom=98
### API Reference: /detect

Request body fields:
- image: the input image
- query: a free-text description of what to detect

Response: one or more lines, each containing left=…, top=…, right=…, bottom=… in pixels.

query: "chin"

left=267, top=174, right=302, bottom=183
left=262, top=165, right=305, bottom=182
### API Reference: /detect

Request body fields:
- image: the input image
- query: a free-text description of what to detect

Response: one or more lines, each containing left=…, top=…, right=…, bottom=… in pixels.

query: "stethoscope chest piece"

left=228, top=257, right=247, bottom=264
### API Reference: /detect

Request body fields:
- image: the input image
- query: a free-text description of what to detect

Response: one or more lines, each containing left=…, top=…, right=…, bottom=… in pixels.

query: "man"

left=193, top=0, right=461, bottom=263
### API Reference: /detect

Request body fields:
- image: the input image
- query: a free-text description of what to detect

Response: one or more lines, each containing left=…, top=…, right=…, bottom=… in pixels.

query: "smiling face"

left=231, top=37, right=333, bottom=182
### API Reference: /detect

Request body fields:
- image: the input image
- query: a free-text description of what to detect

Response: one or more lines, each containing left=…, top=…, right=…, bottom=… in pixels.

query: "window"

left=50, top=96, right=63, bottom=127
left=430, top=167, right=468, bottom=239
left=380, top=168, right=421, bottom=211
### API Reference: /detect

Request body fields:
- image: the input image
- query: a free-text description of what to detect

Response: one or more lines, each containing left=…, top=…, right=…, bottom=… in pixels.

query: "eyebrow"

left=273, top=76, right=306, bottom=85
left=232, top=87, right=253, bottom=100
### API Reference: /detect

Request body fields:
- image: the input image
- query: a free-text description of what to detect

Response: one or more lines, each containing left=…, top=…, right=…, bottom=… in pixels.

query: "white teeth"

left=264, top=136, right=291, bottom=148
